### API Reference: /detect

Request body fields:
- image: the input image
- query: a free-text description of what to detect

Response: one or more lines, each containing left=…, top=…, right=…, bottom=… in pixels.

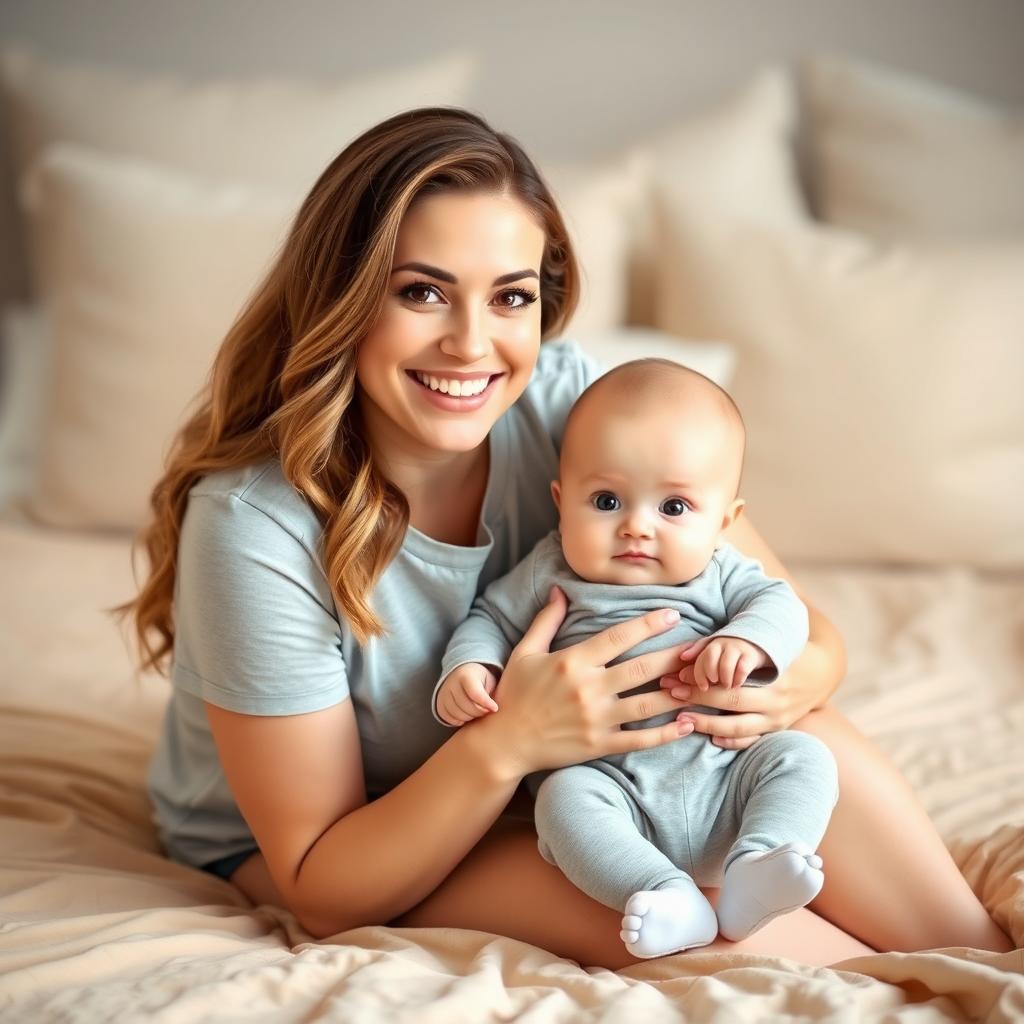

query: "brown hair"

left=112, top=106, right=581, bottom=674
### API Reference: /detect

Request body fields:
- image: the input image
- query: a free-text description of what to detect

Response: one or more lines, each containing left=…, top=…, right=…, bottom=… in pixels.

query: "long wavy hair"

left=113, top=106, right=581, bottom=675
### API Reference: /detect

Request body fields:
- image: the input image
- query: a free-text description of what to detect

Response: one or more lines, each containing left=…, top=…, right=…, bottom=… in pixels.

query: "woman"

left=117, top=107, right=1010, bottom=969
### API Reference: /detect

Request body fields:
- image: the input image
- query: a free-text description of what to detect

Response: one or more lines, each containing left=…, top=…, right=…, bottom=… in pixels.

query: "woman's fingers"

left=612, top=689, right=695, bottom=728
left=580, top=609, right=682, bottom=670
left=675, top=709, right=773, bottom=739
left=605, top=640, right=689, bottom=696
left=605, top=717, right=694, bottom=756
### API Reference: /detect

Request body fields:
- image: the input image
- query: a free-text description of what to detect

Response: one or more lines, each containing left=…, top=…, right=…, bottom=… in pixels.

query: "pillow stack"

left=634, top=56, right=1024, bottom=569
left=0, top=47, right=655, bottom=530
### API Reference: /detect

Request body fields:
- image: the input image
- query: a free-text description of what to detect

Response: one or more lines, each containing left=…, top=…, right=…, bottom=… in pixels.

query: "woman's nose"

left=439, top=308, right=493, bottom=362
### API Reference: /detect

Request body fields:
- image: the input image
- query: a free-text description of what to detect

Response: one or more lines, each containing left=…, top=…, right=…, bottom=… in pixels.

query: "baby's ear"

left=550, top=480, right=562, bottom=511
left=720, top=498, right=745, bottom=533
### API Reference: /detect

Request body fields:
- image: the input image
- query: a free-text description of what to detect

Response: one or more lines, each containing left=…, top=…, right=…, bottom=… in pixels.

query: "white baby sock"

left=716, top=842, right=824, bottom=942
left=619, top=880, right=719, bottom=959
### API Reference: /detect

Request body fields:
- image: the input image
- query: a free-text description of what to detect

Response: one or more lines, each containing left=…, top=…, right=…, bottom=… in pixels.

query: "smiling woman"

left=356, top=192, right=545, bottom=479
left=113, top=105, right=1009, bottom=969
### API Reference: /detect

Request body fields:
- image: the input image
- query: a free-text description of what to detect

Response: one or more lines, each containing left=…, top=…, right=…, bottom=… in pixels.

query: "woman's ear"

left=550, top=480, right=562, bottom=511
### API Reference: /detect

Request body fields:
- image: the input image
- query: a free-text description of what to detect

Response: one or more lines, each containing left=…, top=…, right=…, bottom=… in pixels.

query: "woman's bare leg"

left=794, top=706, right=1013, bottom=953
left=390, top=818, right=873, bottom=969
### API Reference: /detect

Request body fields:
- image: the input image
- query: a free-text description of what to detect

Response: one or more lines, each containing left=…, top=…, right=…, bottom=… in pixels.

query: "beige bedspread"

left=1, top=520, right=1022, bottom=1022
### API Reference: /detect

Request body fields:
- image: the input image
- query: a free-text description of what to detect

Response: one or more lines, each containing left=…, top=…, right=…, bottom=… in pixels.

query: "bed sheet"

left=1, top=521, right=1022, bottom=1022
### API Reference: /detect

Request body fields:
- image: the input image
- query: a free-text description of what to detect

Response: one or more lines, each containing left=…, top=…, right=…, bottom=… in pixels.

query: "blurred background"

left=0, top=0, right=1021, bottom=548
left=1, top=0, right=1023, bottom=305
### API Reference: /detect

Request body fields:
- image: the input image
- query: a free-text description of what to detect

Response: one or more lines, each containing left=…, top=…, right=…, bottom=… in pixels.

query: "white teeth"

left=415, top=371, right=491, bottom=397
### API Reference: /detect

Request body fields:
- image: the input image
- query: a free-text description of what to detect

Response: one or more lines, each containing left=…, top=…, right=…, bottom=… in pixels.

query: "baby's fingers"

left=718, top=645, right=742, bottom=688
left=438, top=691, right=472, bottom=726
left=466, top=677, right=500, bottom=713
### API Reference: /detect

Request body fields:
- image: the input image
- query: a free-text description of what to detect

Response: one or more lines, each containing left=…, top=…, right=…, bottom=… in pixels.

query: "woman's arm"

left=206, top=595, right=693, bottom=938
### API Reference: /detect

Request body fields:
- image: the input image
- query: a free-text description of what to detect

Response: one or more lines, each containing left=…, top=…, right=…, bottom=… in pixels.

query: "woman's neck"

left=359, top=404, right=490, bottom=545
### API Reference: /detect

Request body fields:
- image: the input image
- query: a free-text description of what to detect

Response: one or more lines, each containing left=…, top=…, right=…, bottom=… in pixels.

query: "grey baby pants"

left=532, top=729, right=839, bottom=913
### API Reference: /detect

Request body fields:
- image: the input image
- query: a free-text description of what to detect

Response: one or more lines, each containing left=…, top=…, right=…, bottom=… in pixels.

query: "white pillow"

left=0, top=46, right=478, bottom=295
left=802, top=54, right=1024, bottom=241
left=15, top=143, right=644, bottom=530
left=644, top=70, right=1024, bottom=569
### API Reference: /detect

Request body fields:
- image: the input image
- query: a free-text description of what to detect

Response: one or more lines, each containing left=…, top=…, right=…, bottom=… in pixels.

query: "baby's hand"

left=436, top=663, right=500, bottom=726
left=678, top=636, right=770, bottom=691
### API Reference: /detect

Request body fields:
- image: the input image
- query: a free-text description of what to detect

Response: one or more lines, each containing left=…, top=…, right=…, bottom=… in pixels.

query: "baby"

left=432, top=358, right=839, bottom=959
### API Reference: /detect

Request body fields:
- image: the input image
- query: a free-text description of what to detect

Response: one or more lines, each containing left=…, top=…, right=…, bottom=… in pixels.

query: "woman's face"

left=357, top=190, right=546, bottom=460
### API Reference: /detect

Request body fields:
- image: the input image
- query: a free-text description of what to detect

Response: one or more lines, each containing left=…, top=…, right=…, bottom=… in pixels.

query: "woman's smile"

left=406, top=369, right=505, bottom=411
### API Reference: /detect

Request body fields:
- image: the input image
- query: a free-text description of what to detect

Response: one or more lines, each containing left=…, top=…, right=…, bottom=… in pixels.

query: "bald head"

left=563, top=358, right=746, bottom=496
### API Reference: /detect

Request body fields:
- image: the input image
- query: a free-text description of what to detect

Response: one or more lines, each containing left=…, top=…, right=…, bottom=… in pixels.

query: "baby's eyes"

left=590, top=493, right=690, bottom=516
left=591, top=492, right=621, bottom=512
left=660, top=498, right=689, bottom=517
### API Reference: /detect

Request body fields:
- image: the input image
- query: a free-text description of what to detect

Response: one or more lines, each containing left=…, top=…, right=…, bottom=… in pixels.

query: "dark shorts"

left=201, top=847, right=259, bottom=880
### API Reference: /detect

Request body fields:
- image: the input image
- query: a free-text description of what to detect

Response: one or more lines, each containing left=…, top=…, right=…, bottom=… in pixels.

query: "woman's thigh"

left=391, top=817, right=874, bottom=969
left=793, top=705, right=1012, bottom=953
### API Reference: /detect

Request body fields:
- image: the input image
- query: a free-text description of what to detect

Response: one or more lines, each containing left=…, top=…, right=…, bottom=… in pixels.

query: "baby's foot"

left=619, top=882, right=718, bottom=959
left=716, top=842, right=824, bottom=942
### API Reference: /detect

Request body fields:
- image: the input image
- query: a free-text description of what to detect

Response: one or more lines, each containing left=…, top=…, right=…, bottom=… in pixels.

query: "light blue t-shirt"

left=147, top=340, right=604, bottom=868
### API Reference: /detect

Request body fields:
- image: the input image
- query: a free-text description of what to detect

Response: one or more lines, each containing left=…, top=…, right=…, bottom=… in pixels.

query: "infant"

left=432, top=358, right=839, bottom=958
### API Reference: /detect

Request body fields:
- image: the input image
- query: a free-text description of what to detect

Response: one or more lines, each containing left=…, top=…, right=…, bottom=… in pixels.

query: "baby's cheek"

left=562, top=523, right=604, bottom=578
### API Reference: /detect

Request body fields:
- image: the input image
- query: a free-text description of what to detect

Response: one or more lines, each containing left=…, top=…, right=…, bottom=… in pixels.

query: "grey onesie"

left=434, top=530, right=839, bottom=913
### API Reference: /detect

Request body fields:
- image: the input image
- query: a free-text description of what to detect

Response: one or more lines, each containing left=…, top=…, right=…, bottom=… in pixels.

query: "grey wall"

left=1, top=0, right=1023, bottom=304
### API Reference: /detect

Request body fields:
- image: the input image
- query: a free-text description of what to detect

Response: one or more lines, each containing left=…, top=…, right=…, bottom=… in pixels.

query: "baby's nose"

left=619, top=512, right=655, bottom=538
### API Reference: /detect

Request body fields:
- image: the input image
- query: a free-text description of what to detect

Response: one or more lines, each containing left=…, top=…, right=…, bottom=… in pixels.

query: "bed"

left=1, top=46, right=1022, bottom=1023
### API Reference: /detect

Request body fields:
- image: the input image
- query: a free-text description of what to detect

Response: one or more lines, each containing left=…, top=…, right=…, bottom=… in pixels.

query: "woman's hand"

left=474, top=587, right=694, bottom=777
left=658, top=634, right=836, bottom=750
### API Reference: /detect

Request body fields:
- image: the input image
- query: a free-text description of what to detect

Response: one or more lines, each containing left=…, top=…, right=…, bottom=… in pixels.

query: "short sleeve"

left=171, top=490, right=349, bottom=715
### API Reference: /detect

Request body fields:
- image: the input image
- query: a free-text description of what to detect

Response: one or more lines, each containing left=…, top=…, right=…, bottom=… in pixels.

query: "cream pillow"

left=802, top=54, right=1024, bottom=240
left=547, top=158, right=641, bottom=334
left=624, top=66, right=806, bottom=324
left=0, top=46, right=478, bottom=295
left=21, top=146, right=298, bottom=529
left=16, top=144, right=641, bottom=530
left=645, top=72, right=1024, bottom=568
left=571, top=326, right=736, bottom=389
left=0, top=46, right=477, bottom=190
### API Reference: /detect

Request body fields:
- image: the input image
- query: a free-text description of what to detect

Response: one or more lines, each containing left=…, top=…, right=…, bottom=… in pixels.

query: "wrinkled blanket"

left=1, top=522, right=1022, bottom=1022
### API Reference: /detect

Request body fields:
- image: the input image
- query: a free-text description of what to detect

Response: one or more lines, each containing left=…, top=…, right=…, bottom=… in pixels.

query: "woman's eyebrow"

left=391, top=262, right=539, bottom=286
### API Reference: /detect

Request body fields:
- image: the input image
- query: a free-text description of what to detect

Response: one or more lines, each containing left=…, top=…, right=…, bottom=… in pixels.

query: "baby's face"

left=553, top=396, right=744, bottom=586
